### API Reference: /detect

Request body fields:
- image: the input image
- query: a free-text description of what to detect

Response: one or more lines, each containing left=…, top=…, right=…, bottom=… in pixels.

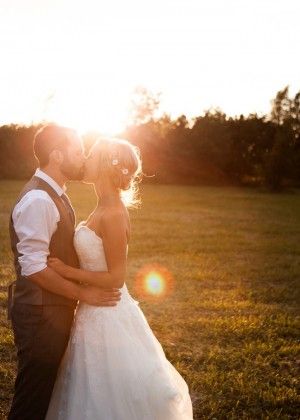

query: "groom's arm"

left=28, top=268, right=121, bottom=306
left=13, top=191, right=120, bottom=306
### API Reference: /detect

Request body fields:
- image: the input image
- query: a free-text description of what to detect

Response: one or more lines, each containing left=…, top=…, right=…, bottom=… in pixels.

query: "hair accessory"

left=122, top=168, right=129, bottom=175
left=112, top=159, right=119, bottom=165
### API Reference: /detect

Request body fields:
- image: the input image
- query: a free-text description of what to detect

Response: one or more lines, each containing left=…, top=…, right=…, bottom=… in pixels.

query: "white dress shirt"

left=12, top=169, right=67, bottom=277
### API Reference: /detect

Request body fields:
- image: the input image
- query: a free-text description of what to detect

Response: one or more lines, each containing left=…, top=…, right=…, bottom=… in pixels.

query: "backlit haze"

left=0, top=0, right=299, bottom=134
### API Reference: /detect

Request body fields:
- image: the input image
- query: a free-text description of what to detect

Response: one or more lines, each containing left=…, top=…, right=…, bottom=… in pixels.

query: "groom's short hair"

left=33, top=124, right=74, bottom=167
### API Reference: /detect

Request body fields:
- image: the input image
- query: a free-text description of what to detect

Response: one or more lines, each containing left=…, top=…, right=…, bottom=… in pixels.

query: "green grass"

left=0, top=181, right=300, bottom=419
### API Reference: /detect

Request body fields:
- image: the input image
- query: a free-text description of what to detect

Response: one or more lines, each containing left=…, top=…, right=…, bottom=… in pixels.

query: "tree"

left=271, top=86, right=291, bottom=126
left=267, top=87, right=300, bottom=187
left=264, top=128, right=289, bottom=191
left=129, top=86, right=161, bottom=125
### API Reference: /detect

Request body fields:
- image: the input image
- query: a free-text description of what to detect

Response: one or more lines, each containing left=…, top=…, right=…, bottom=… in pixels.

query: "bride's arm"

left=48, top=209, right=127, bottom=289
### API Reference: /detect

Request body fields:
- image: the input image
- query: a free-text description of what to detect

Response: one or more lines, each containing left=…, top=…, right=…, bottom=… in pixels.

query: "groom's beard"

left=60, top=158, right=85, bottom=181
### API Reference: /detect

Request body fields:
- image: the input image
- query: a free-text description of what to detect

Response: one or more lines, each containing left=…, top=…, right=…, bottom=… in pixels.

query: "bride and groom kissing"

left=8, top=124, right=193, bottom=419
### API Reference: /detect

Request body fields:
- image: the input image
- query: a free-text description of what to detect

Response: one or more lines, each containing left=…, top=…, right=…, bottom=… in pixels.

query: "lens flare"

left=134, top=264, right=174, bottom=301
left=145, top=271, right=165, bottom=295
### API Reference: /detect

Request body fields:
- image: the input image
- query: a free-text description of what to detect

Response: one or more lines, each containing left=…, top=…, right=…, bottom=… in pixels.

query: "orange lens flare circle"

left=134, top=264, right=174, bottom=301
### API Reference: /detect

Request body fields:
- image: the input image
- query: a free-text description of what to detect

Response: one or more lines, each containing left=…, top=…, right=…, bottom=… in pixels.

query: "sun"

left=41, top=83, right=132, bottom=136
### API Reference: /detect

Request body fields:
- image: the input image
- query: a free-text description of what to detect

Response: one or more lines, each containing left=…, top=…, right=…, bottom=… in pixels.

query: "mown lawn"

left=0, top=181, right=300, bottom=419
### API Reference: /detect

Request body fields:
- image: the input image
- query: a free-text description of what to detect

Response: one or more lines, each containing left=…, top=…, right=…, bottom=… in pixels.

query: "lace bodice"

left=74, top=224, right=108, bottom=272
left=74, top=223, right=132, bottom=305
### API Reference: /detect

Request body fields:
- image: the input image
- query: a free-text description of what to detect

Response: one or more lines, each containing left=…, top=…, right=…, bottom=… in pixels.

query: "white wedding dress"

left=46, top=223, right=193, bottom=420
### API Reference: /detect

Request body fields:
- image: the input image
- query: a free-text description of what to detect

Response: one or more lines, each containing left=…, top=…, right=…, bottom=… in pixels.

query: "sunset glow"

left=0, top=0, right=299, bottom=134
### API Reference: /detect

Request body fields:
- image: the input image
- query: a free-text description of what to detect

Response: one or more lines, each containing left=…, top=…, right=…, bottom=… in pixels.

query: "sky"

left=0, top=0, right=299, bottom=134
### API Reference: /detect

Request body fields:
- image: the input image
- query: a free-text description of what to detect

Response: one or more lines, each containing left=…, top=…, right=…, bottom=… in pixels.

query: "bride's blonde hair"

left=95, top=137, right=142, bottom=207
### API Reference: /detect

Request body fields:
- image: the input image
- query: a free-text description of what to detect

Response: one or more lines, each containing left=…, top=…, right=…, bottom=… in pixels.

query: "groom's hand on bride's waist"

left=26, top=266, right=121, bottom=306
left=79, top=286, right=121, bottom=307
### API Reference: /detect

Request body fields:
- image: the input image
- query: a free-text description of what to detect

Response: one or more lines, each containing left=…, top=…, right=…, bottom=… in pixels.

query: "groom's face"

left=60, top=133, right=85, bottom=181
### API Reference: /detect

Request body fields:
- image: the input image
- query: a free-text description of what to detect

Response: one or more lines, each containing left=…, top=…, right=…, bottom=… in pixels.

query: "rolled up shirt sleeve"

left=12, top=191, right=60, bottom=277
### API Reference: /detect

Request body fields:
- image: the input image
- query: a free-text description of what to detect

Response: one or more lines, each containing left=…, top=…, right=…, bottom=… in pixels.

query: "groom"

left=8, top=124, right=121, bottom=420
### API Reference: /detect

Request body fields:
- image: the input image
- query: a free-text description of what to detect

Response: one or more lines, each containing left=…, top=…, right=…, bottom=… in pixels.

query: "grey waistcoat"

left=9, top=176, right=79, bottom=307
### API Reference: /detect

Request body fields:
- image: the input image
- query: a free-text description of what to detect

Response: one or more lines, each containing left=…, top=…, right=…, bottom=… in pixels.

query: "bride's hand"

left=48, top=257, right=69, bottom=277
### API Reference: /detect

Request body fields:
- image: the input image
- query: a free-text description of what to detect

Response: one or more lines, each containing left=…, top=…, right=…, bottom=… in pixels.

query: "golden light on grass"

left=134, top=264, right=174, bottom=301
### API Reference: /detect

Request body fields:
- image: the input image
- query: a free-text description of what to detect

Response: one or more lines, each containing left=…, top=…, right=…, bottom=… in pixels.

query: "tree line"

left=0, top=86, right=299, bottom=190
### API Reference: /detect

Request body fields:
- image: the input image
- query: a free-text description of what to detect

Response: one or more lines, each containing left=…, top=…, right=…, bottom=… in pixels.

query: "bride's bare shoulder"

left=101, top=207, right=126, bottom=225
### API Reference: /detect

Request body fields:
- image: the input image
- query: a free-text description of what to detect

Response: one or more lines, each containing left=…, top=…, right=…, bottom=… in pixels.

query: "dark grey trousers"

left=8, top=304, right=75, bottom=420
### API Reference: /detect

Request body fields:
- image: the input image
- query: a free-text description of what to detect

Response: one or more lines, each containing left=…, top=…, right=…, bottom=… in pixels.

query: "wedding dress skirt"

left=46, top=224, right=193, bottom=420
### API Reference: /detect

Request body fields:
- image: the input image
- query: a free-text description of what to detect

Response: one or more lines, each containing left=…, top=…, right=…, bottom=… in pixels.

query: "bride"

left=45, top=137, right=193, bottom=419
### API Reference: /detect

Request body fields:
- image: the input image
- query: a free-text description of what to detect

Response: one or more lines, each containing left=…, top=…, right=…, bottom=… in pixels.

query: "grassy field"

left=0, top=181, right=300, bottom=419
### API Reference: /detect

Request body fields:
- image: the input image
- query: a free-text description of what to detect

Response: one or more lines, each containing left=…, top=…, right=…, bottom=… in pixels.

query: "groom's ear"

left=49, top=149, right=64, bottom=165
